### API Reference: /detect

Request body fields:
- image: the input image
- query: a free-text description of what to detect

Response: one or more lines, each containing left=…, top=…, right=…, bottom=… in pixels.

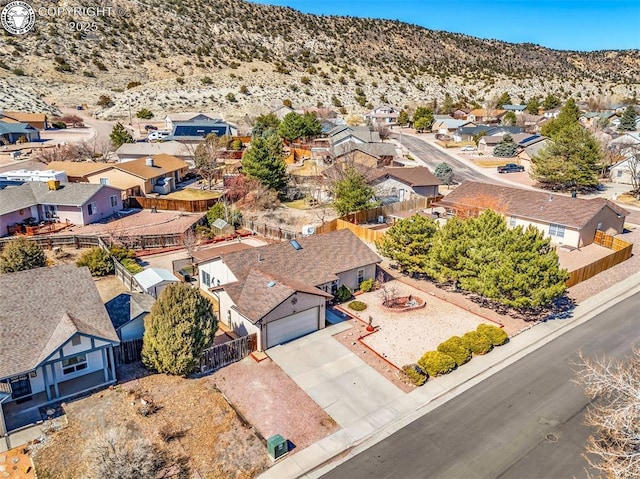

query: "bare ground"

left=32, top=374, right=269, bottom=479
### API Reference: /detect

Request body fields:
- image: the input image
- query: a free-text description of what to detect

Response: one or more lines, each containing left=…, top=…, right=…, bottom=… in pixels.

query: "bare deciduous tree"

left=376, top=272, right=399, bottom=307
left=575, top=348, right=640, bottom=479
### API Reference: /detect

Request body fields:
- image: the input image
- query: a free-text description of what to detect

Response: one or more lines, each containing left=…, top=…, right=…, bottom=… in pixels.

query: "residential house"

left=432, top=119, right=473, bottom=136
left=46, top=161, right=112, bottom=183
left=165, top=112, right=223, bottom=132
left=0, top=121, right=40, bottom=145
left=452, top=109, right=471, bottom=120
left=164, top=120, right=236, bottom=143
left=608, top=132, right=640, bottom=150
left=364, top=104, right=401, bottom=125
left=610, top=157, right=640, bottom=185
left=114, top=141, right=193, bottom=164
left=516, top=135, right=550, bottom=166
left=477, top=133, right=538, bottom=156
left=372, top=166, right=442, bottom=202
left=303, top=107, right=338, bottom=119
left=197, top=229, right=382, bottom=350
left=501, top=105, right=527, bottom=115
left=467, top=109, right=507, bottom=124
left=580, top=111, right=618, bottom=129
left=271, top=105, right=298, bottom=121
left=133, top=268, right=179, bottom=299
left=332, top=141, right=397, bottom=168
left=455, top=125, right=523, bottom=143
left=0, top=111, right=48, bottom=130
left=517, top=113, right=546, bottom=134
left=0, top=265, right=119, bottom=435
left=0, top=182, right=122, bottom=237
left=439, top=181, right=629, bottom=248
left=105, top=292, right=156, bottom=341
left=0, top=169, right=68, bottom=183
left=328, top=125, right=381, bottom=148
left=542, top=108, right=561, bottom=119
left=85, top=154, right=189, bottom=196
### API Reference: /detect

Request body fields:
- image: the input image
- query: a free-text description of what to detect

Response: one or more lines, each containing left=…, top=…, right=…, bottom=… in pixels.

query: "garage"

left=266, top=307, right=320, bottom=349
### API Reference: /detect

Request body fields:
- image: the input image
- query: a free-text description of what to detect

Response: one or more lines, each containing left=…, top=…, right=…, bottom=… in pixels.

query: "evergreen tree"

left=241, top=131, right=287, bottom=191
left=331, top=166, right=378, bottom=216
left=542, top=94, right=561, bottom=110
left=142, top=283, right=217, bottom=376
left=441, top=93, right=455, bottom=115
left=397, top=110, right=410, bottom=127
left=375, top=214, right=437, bottom=274
left=493, top=134, right=519, bottom=157
left=252, top=113, right=280, bottom=137
left=501, top=111, right=517, bottom=126
left=526, top=97, right=541, bottom=115
left=532, top=122, right=603, bottom=191
left=277, top=112, right=305, bottom=142
left=109, top=122, right=134, bottom=148
left=0, top=237, right=46, bottom=274
left=434, top=162, right=454, bottom=185
left=413, top=106, right=434, bottom=129
left=496, top=92, right=512, bottom=107
left=424, top=216, right=472, bottom=284
left=541, top=98, right=580, bottom=138
left=618, top=105, right=638, bottom=131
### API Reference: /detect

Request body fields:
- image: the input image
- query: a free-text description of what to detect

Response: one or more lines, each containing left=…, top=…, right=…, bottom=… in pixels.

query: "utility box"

left=266, top=434, right=288, bottom=460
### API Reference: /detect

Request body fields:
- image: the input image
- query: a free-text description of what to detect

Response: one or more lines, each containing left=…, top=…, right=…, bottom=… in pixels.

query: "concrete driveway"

left=267, top=324, right=405, bottom=429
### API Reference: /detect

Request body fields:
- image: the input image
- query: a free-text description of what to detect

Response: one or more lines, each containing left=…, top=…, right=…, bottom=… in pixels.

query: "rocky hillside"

left=0, top=0, right=638, bottom=126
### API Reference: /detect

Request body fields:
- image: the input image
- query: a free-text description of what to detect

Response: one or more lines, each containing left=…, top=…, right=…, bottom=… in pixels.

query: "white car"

left=461, top=146, right=477, bottom=151
left=147, top=130, right=170, bottom=141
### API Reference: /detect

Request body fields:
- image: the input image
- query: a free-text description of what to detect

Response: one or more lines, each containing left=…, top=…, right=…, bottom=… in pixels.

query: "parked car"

left=147, top=130, right=170, bottom=141
left=144, top=124, right=158, bottom=131
left=497, top=163, right=525, bottom=173
left=461, top=146, right=477, bottom=151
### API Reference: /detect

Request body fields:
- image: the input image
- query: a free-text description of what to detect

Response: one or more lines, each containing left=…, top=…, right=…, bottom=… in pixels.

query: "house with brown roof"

left=0, top=111, right=48, bottom=130
left=439, top=181, right=629, bottom=248
left=372, top=167, right=442, bottom=202
left=197, top=229, right=381, bottom=350
left=46, top=161, right=112, bottom=183
left=467, top=108, right=507, bottom=124
left=84, top=154, right=189, bottom=196
left=0, top=265, right=119, bottom=435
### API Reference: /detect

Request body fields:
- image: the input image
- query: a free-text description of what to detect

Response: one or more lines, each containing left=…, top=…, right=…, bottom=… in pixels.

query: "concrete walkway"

left=267, top=323, right=404, bottom=429
left=259, top=271, right=640, bottom=479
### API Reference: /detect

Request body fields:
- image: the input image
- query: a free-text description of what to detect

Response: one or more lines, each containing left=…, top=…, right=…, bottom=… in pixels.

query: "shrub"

left=109, top=246, right=136, bottom=262
left=360, top=278, right=374, bottom=292
left=52, top=121, right=67, bottom=129
left=437, top=336, right=472, bottom=367
left=136, top=108, right=154, bottom=120
left=0, top=237, right=46, bottom=273
left=121, top=258, right=143, bottom=274
left=477, top=324, right=509, bottom=346
left=348, top=300, right=367, bottom=312
left=334, top=285, right=352, bottom=303
left=461, top=331, right=494, bottom=355
left=417, top=351, right=456, bottom=377
left=401, top=364, right=427, bottom=386
left=76, top=247, right=113, bottom=276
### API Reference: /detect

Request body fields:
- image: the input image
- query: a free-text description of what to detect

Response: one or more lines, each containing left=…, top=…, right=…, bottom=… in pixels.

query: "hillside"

left=0, top=0, right=638, bottom=126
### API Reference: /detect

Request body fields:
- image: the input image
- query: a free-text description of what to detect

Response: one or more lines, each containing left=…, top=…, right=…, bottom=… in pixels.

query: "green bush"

left=461, top=331, right=494, bottom=355
left=477, top=324, right=509, bottom=346
left=437, top=336, right=472, bottom=367
left=109, top=246, right=136, bottom=262
left=401, top=364, right=427, bottom=386
left=334, top=285, right=352, bottom=303
left=76, top=247, right=114, bottom=276
left=417, top=351, right=456, bottom=377
left=348, top=300, right=367, bottom=312
left=359, top=278, right=374, bottom=292
left=121, top=258, right=143, bottom=274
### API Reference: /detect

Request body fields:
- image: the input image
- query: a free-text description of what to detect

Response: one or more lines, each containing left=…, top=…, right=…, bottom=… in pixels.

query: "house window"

left=71, top=336, right=81, bottom=346
left=616, top=170, right=623, bottom=178
left=99, top=177, right=109, bottom=185
left=201, top=270, right=211, bottom=287
left=509, top=216, right=517, bottom=227
left=110, top=195, right=118, bottom=207
left=8, top=375, right=32, bottom=399
left=62, top=355, right=88, bottom=374
left=357, top=269, right=364, bottom=286
left=549, top=224, right=565, bottom=238
left=87, top=202, right=97, bottom=215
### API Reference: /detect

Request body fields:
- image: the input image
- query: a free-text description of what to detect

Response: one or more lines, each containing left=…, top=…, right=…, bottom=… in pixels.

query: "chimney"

left=145, top=157, right=154, bottom=167
left=47, top=179, right=60, bottom=190
left=258, top=252, right=263, bottom=262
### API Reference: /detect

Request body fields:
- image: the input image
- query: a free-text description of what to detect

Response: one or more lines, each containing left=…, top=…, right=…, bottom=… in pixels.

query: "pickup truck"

left=497, top=163, right=525, bottom=174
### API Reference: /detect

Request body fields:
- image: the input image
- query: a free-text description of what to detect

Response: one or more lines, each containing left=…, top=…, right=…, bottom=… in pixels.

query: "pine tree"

left=434, top=162, right=454, bottom=185
left=541, top=98, right=580, bottom=138
left=142, top=283, right=217, bottom=376
left=241, top=131, right=287, bottom=192
left=526, top=97, right=541, bottom=115
left=496, top=92, right=512, bottom=107
left=397, top=110, right=410, bottom=127
left=441, top=93, right=455, bottom=115
left=252, top=113, right=280, bottom=137
left=331, top=166, right=378, bottom=216
left=0, top=237, right=46, bottom=274
left=109, top=122, right=134, bottom=148
left=493, top=134, right=519, bottom=157
left=618, top=105, right=638, bottom=131
left=501, top=111, right=517, bottom=126
left=375, top=214, right=437, bottom=274
left=424, top=216, right=471, bottom=284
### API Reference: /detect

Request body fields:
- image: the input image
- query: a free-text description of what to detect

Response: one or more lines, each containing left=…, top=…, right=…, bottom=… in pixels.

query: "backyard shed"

left=133, top=268, right=179, bottom=299
left=211, top=218, right=234, bottom=237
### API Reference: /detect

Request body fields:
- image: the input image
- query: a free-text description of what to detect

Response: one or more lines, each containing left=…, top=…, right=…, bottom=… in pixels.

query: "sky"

left=255, top=0, right=640, bottom=52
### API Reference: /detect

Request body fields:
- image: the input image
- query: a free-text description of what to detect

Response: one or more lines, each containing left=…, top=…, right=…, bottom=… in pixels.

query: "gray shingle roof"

left=439, top=181, right=630, bottom=229
left=333, top=140, right=396, bottom=159
left=0, top=182, right=114, bottom=216
left=105, top=292, right=155, bottom=331
left=0, top=264, right=120, bottom=379
left=382, top=167, right=442, bottom=187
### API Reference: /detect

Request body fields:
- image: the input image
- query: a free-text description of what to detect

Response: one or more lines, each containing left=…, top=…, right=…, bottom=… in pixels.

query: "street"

left=392, top=132, right=500, bottom=184
left=322, top=293, right=640, bottom=479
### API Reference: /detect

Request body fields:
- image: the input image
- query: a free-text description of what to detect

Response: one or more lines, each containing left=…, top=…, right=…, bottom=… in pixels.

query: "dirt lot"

left=208, top=357, right=339, bottom=453
left=32, top=374, right=269, bottom=479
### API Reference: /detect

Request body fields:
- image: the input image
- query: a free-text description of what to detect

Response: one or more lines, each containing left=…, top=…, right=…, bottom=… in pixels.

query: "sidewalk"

left=258, top=270, right=640, bottom=479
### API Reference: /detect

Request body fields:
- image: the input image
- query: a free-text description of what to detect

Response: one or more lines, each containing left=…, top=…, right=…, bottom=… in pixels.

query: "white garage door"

left=266, top=307, right=319, bottom=349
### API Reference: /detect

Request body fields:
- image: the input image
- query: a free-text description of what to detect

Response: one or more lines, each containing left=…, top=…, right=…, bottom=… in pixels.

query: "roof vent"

left=258, top=252, right=263, bottom=262
left=548, top=194, right=553, bottom=202
left=145, top=157, right=154, bottom=167
left=267, top=280, right=276, bottom=288
left=290, top=239, right=303, bottom=250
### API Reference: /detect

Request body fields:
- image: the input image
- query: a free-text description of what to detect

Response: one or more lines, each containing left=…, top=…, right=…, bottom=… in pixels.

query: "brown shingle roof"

left=192, top=242, right=253, bottom=263
left=439, top=181, right=630, bottom=228
left=47, top=161, right=112, bottom=177
left=1, top=111, right=46, bottom=123
left=114, top=154, right=188, bottom=180
left=383, top=167, right=442, bottom=187
left=0, top=264, right=119, bottom=379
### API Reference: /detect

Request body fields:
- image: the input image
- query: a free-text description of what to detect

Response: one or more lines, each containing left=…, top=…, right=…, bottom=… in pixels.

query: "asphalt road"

left=322, top=293, right=640, bottom=479
left=393, top=132, right=500, bottom=185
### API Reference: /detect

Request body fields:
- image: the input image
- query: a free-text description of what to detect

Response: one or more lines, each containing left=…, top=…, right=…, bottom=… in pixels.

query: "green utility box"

left=266, top=434, right=288, bottom=460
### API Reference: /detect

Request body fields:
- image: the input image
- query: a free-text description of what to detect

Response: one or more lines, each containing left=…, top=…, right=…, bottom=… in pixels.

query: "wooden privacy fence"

left=0, top=232, right=186, bottom=251
left=239, top=219, right=298, bottom=241
left=0, top=234, right=100, bottom=250
left=566, top=233, right=633, bottom=287
left=114, top=338, right=144, bottom=366
left=126, top=196, right=220, bottom=213
left=199, top=334, right=257, bottom=374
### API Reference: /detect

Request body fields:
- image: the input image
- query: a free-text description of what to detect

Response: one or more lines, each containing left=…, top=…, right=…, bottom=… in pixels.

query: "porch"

left=1, top=370, right=113, bottom=433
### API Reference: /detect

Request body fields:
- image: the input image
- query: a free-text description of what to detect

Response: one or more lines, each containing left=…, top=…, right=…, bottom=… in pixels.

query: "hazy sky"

left=255, top=0, right=640, bottom=52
